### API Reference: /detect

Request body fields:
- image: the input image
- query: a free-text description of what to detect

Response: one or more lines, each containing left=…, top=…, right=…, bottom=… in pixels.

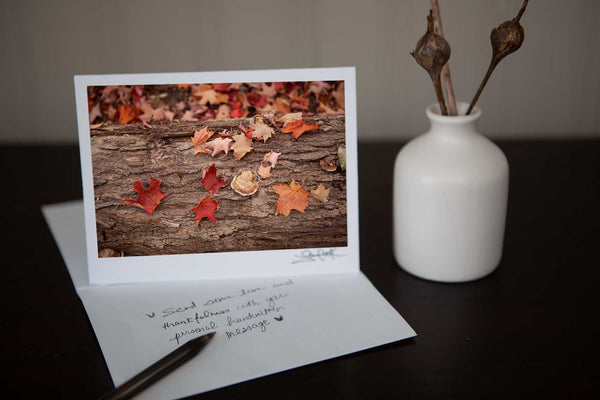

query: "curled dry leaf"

left=203, top=137, right=232, bottom=157
left=230, top=134, right=253, bottom=160
left=123, top=175, right=168, bottom=215
left=231, top=170, right=260, bottom=196
left=311, top=184, right=331, bottom=203
left=263, top=151, right=282, bottom=169
left=273, top=179, right=310, bottom=216
left=320, top=155, right=338, bottom=172
left=192, top=194, right=219, bottom=224
left=258, top=164, right=272, bottom=179
left=200, top=164, right=226, bottom=194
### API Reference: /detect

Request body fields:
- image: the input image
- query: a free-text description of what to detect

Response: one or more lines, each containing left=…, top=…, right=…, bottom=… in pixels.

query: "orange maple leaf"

left=273, top=179, right=309, bottom=216
left=281, top=120, right=319, bottom=139
left=230, top=134, right=253, bottom=160
left=123, top=176, right=168, bottom=215
left=118, top=104, right=140, bottom=124
left=191, top=127, right=215, bottom=154
left=200, top=164, right=226, bottom=193
left=192, top=194, right=218, bottom=224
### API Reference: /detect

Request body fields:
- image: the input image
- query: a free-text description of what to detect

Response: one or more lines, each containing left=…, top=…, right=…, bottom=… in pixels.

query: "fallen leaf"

left=258, top=83, right=277, bottom=98
left=193, top=88, right=219, bottom=106
left=230, top=134, right=253, bottom=160
left=332, top=82, right=345, bottom=110
left=317, top=100, right=339, bottom=114
left=248, top=123, right=274, bottom=142
left=308, top=81, right=331, bottom=97
left=216, top=104, right=230, bottom=119
left=258, top=164, right=272, bottom=178
left=311, top=184, right=331, bottom=203
left=290, top=90, right=309, bottom=111
left=90, top=122, right=105, bottom=129
left=275, top=97, right=291, bottom=114
left=200, top=164, right=226, bottom=193
left=203, top=137, right=232, bottom=157
left=281, top=120, right=319, bottom=139
left=213, top=83, right=231, bottom=92
left=181, top=110, right=196, bottom=121
left=89, top=103, right=102, bottom=124
left=192, top=194, right=218, bottom=224
left=273, top=179, right=310, bottom=216
left=118, top=104, right=140, bottom=124
left=337, top=146, right=346, bottom=171
left=247, top=93, right=267, bottom=108
left=263, top=151, right=281, bottom=168
left=277, top=112, right=302, bottom=125
left=164, top=110, right=175, bottom=121
left=191, top=127, right=215, bottom=154
left=123, top=176, right=168, bottom=215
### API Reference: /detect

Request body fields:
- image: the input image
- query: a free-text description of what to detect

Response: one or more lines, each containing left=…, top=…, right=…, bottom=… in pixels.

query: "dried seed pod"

left=231, top=170, right=259, bottom=196
left=411, top=9, right=451, bottom=115
left=467, top=0, right=529, bottom=114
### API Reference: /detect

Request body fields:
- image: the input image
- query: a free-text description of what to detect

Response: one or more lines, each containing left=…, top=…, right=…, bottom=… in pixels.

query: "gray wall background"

left=1, top=0, right=598, bottom=143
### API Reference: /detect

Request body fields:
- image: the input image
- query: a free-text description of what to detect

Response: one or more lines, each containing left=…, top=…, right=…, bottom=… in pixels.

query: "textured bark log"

left=90, top=114, right=347, bottom=257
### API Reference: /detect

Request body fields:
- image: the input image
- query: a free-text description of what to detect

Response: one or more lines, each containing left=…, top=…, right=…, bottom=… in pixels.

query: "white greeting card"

left=43, top=67, right=416, bottom=399
left=74, top=68, right=359, bottom=285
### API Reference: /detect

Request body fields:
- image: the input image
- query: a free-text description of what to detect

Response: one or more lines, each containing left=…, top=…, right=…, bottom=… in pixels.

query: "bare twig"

left=431, top=0, right=457, bottom=116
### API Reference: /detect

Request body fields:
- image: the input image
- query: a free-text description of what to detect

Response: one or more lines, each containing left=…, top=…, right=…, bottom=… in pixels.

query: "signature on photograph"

left=292, top=248, right=345, bottom=264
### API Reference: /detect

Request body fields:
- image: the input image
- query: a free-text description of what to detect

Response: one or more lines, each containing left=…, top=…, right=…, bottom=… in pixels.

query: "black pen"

left=99, top=332, right=216, bottom=400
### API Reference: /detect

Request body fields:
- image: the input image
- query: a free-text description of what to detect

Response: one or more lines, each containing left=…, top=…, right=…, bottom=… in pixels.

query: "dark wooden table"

left=2, top=141, right=599, bottom=399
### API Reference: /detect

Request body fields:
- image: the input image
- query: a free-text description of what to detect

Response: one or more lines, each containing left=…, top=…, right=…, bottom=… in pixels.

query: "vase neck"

left=426, top=102, right=482, bottom=137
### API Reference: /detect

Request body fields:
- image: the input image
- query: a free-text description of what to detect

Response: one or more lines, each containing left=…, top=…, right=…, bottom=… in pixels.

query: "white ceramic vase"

left=393, top=102, right=509, bottom=282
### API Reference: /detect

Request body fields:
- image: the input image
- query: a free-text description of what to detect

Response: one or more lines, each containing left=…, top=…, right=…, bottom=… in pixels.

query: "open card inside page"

left=74, top=68, right=359, bottom=284
left=43, top=200, right=416, bottom=400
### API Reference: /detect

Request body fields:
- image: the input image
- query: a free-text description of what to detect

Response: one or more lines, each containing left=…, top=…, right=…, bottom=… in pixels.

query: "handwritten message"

left=144, top=278, right=294, bottom=345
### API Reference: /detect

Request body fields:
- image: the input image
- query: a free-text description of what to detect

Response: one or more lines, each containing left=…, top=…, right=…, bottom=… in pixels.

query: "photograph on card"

left=87, top=81, right=347, bottom=257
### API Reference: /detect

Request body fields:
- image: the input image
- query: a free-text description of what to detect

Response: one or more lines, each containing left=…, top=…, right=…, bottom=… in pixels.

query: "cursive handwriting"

left=169, top=321, right=217, bottom=345
left=225, top=320, right=270, bottom=339
left=292, top=248, right=345, bottom=264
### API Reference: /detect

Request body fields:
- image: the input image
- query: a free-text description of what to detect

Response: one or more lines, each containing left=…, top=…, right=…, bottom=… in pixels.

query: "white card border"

left=74, top=67, right=359, bottom=285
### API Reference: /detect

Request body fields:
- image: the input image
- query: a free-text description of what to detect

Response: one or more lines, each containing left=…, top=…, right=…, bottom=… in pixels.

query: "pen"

left=99, top=332, right=216, bottom=400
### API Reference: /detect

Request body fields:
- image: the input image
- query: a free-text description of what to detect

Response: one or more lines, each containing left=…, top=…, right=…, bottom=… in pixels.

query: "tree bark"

left=90, top=114, right=347, bottom=257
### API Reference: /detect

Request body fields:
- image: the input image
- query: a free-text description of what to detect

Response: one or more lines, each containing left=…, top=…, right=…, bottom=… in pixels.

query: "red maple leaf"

left=123, top=176, right=168, bottom=215
left=281, top=120, right=320, bottom=139
left=192, top=194, right=218, bottom=224
left=213, top=83, right=231, bottom=92
left=201, top=164, right=226, bottom=193
left=247, top=93, right=267, bottom=108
